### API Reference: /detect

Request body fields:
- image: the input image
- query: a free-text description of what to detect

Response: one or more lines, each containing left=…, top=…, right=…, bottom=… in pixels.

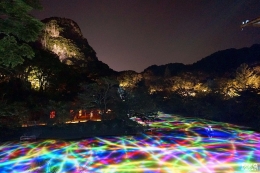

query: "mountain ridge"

left=39, top=17, right=260, bottom=77
left=142, top=44, right=260, bottom=76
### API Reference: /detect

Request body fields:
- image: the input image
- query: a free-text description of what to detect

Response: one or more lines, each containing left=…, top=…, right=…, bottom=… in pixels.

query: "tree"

left=15, top=48, right=81, bottom=98
left=234, top=63, right=259, bottom=90
left=0, top=101, right=29, bottom=127
left=45, top=100, right=71, bottom=125
left=26, top=49, right=66, bottom=92
left=117, top=70, right=142, bottom=90
left=164, top=65, right=171, bottom=78
left=0, top=0, right=43, bottom=68
left=170, top=72, right=207, bottom=96
left=77, top=77, right=119, bottom=120
left=219, top=64, right=260, bottom=98
left=121, top=81, right=158, bottom=118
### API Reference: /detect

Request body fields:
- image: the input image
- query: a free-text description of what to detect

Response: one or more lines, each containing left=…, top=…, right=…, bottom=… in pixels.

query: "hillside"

left=40, top=17, right=116, bottom=77
left=192, top=44, right=260, bottom=74
left=142, top=44, right=260, bottom=77
left=38, top=17, right=260, bottom=79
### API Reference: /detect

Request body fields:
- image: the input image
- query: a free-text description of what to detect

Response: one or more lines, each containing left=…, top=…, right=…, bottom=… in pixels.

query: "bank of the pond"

left=163, top=111, right=260, bottom=133
left=0, top=119, right=143, bottom=142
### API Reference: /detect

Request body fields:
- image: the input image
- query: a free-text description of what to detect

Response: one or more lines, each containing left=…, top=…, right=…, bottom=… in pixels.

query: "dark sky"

left=32, top=0, right=260, bottom=72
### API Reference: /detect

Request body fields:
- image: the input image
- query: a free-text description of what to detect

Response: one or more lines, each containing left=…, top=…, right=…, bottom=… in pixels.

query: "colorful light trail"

left=0, top=114, right=259, bottom=172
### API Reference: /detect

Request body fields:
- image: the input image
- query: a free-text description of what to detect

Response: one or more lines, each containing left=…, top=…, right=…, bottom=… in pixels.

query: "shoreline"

left=0, top=119, right=143, bottom=143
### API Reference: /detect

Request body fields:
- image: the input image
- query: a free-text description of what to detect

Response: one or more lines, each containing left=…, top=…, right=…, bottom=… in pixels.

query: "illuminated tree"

left=146, top=76, right=165, bottom=94
left=220, top=64, right=260, bottom=98
left=22, top=49, right=62, bottom=91
left=170, top=72, right=208, bottom=96
left=234, top=63, right=259, bottom=90
left=18, top=48, right=80, bottom=96
left=117, top=70, right=142, bottom=90
left=141, top=70, right=164, bottom=94
left=210, top=77, right=233, bottom=97
left=0, top=0, right=43, bottom=68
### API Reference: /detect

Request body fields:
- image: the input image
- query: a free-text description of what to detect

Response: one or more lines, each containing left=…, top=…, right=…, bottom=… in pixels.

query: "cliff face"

left=40, top=17, right=98, bottom=64
left=39, top=17, right=115, bottom=76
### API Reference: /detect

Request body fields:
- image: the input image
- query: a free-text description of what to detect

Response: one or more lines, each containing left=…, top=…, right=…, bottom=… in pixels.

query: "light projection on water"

left=0, top=114, right=259, bottom=172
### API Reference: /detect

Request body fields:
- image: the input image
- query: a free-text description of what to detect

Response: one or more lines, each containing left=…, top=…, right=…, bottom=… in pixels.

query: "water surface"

left=0, top=114, right=259, bottom=172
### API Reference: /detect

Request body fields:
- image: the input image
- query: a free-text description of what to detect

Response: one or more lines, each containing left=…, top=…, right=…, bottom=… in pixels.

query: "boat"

left=20, top=135, right=36, bottom=141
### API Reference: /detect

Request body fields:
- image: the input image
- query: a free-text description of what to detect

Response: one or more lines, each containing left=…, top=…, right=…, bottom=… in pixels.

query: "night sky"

left=32, top=0, right=260, bottom=72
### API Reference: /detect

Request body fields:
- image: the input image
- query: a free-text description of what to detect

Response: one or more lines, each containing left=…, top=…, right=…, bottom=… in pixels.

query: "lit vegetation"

left=41, top=20, right=84, bottom=63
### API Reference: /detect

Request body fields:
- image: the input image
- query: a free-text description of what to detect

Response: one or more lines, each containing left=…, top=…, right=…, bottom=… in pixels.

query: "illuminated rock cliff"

left=40, top=17, right=96, bottom=65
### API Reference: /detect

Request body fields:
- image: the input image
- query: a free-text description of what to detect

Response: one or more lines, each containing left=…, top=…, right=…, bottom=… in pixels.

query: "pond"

left=0, top=114, right=259, bottom=172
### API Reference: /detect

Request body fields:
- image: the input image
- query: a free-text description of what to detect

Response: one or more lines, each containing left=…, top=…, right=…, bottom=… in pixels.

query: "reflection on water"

left=0, top=114, right=259, bottom=172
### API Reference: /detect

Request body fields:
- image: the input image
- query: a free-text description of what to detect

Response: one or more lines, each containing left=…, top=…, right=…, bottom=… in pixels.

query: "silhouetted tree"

left=77, top=77, right=119, bottom=120
left=164, top=65, right=171, bottom=78
left=0, top=0, right=43, bottom=68
left=45, top=100, right=70, bottom=125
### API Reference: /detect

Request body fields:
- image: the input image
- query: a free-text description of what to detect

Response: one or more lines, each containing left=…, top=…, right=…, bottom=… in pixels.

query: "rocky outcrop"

left=41, top=17, right=87, bottom=63
left=40, top=17, right=116, bottom=76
